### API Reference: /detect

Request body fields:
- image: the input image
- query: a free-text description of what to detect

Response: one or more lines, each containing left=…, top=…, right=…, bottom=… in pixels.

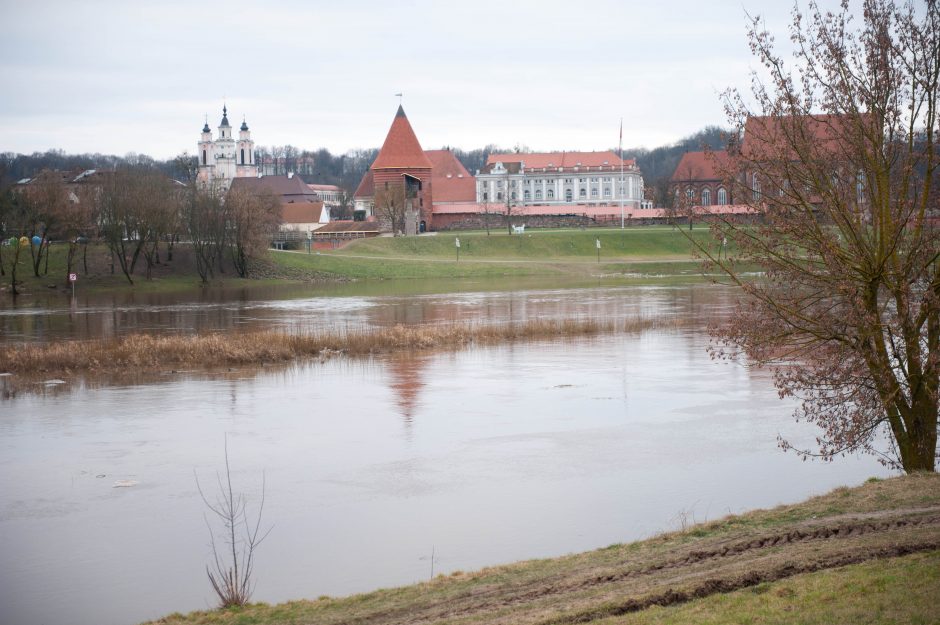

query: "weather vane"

left=395, top=92, right=403, bottom=105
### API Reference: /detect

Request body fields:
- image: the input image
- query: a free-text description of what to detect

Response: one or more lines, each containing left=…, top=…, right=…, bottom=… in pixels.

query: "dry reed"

left=1, top=317, right=682, bottom=377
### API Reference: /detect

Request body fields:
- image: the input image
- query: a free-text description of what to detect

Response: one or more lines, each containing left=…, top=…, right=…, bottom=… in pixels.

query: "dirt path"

left=325, top=506, right=940, bottom=625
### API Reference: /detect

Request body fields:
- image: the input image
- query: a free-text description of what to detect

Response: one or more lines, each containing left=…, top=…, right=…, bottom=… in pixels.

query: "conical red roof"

left=371, top=105, right=433, bottom=170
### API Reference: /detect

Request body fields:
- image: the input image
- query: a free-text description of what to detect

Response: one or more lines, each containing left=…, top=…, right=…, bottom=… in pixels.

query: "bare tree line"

left=0, top=163, right=282, bottom=293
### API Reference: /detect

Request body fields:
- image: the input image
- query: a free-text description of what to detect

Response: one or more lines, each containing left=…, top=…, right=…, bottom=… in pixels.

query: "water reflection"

left=0, top=282, right=895, bottom=625
left=1, top=277, right=731, bottom=343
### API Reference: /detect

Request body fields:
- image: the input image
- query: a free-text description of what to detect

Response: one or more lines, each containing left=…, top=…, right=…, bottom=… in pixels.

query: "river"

left=0, top=279, right=892, bottom=625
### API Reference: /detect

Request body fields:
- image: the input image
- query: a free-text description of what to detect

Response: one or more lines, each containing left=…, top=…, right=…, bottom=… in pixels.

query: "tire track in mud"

left=365, top=511, right=940, bottom=625
left=536, top=541, right=940, bottom=625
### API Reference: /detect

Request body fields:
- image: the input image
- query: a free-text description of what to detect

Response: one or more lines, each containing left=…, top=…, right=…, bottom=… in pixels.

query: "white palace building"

left=196, top=104, right=259, bottom=190
left=475, top=151, right=646, bottom=210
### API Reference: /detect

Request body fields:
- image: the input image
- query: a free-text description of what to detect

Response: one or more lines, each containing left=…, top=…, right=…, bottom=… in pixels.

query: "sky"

left=0, top=0, right=845, bottom=159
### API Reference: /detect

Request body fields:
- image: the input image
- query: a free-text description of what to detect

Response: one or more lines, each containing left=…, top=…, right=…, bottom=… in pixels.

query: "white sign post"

left=455, top=237, right=461, bottom=262
left=595, top=238, right=601, bottom=263
left=68, top=272, right=77, bottom=297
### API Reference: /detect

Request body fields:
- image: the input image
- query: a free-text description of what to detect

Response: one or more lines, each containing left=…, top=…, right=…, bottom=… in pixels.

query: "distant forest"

left=0, top=126, right=730, bottom=207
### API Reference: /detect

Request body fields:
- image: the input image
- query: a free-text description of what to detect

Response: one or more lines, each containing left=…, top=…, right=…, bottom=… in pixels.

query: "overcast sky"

left=0, top=0, right=845, bottom=159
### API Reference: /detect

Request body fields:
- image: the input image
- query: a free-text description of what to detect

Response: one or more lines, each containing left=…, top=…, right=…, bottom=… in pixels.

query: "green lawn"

left=328, top=227, right=721, bottom=260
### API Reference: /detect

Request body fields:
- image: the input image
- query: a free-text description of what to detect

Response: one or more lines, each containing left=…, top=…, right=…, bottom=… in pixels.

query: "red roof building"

left=369, top=105, right=434, bottom=232
left=670, top=150, right=734, bottom=208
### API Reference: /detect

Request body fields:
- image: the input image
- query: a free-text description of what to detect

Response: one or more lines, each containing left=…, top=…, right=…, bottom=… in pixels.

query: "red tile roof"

left=353, top=170, right=374, bottom=198
left=741, top=114, right=866, bottom=161
left=230, top=175, right=319, bottom=202
left=425, top=149, right=476, bottom=203
left=670, top=150, right=731, bottom=182
left=315, top=220, right=382, bottom=234
left=371, top=105, right=433, bottom=170
left=485, top=151, right=635, bottom=171
left=281, top=201, right=323, bottom=224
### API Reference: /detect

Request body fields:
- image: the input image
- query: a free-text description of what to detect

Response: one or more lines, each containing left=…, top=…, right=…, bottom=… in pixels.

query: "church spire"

left=220, top=104, right=230, bottom=127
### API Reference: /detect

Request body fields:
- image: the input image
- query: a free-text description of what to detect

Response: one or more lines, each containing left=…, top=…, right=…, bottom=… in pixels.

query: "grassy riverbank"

left=0, top=228, right=726, bottom=298
left=146, top=473, right=940, bottom=625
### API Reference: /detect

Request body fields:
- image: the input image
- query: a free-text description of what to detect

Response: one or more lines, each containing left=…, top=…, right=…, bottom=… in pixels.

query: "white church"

left=196, top=104, right=258, bottom=190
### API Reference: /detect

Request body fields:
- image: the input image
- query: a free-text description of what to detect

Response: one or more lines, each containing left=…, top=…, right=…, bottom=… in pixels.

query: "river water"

left=0, top=280, right=892, bottom=625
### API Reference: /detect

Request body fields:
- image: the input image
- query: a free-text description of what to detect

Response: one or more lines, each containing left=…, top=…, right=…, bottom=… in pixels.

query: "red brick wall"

left=372, top=167, right=433, bottom=229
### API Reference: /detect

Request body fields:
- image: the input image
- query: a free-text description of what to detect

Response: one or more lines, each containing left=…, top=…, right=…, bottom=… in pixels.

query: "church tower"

left=196, top=118, right=214, bottom=187
left=195, top=103, right=260, bottom=191
left=235, top=117, right=258, bottom=178
left=214, top=105, right=237, bottom=184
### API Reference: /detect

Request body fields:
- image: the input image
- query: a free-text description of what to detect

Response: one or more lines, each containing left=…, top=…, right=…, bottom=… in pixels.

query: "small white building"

left=196, top=104, right=258, bottom=191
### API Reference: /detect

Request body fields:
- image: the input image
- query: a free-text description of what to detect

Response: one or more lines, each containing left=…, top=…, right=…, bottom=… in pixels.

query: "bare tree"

left=374, top=183, right=407, bottom=234
left=225, top=187, right=281, bottom=277
left=95, top=167, right=177, bottom=284
left=688, top=0, right=940, bottom=473
left=19, top=171, right=68, bottom=277
left=195, top=438, right=270, bottom=609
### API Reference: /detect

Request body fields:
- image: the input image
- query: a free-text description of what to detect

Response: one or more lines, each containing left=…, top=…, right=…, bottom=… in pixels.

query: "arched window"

left=524, top=190, right=530, bottom=200
left=701, top=188, right=711, bottom=206
left=604, top=187, right=611, bottom=198
left=591, top=188, right=598, bottom=198
left=548, top=189, right=555, bottom=199
left=240, top=148, right=245, bottom=165
left=565, top=189, right=573, bottom=202
left=535, top=189, right=542, bottom=200
left=579, top=188, right=586, bottom=199
left=497, top=192, right=503, bottom=201
left=202, top=150, right=207, bottom=165
left=686, top=187, right=695, bottom=202
left=717, top=188, right=727, bottom=205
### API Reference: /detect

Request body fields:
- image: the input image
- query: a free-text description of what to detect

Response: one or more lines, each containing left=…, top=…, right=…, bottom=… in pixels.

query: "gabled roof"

left=485, top=151, right=634, bottom=170
left=230, top=175, right=319, bottom=201
left=425, top=149, right=476, bottom=203
left=281, top=201, right=323, bottom=224
left=670, top=150, right=731, bottom=182
left=371, top=105, right=433, bottom=170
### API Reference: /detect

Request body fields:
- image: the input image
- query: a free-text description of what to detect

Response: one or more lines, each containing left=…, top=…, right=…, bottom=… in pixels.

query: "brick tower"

left=371, top=105, right=433, bottom=233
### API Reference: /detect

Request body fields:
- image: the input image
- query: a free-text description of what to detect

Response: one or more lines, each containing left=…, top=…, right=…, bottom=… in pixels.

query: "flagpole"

left=619, top=117, right=624, bottom=229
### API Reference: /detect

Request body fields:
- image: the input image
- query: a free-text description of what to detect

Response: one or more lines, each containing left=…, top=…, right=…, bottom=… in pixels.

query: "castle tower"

left=371, top=105, right=433, bottom=233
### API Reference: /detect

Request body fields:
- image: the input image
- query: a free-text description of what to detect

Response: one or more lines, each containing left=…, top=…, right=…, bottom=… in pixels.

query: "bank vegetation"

left=0, top=317, right=674, bottom=378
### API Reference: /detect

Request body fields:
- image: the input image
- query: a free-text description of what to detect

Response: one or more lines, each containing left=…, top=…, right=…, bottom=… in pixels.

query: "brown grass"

left=0, top=317, right=679, bottom=377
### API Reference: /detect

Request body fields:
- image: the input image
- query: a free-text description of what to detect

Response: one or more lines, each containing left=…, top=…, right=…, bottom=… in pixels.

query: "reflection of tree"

left=384, top=351, right=430, bottom=423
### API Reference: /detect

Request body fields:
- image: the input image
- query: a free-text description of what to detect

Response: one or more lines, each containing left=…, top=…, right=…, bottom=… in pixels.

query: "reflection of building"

left=475, top=151, right=644, bottom=209
left=197, top=105, right=258, bottom=191
left=384, top=352, right=430, bottom=422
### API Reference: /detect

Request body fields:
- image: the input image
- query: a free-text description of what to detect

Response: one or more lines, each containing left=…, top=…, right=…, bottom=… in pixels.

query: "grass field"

left=143, top=473, right=940, bottom=625
left=0, top=227, right=730, bottom=299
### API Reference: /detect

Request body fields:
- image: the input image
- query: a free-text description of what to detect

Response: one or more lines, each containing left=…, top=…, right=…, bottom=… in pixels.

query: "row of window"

left=684, top=187, right=729, bottom=206
left=484, top=186, right=631, bottom=202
